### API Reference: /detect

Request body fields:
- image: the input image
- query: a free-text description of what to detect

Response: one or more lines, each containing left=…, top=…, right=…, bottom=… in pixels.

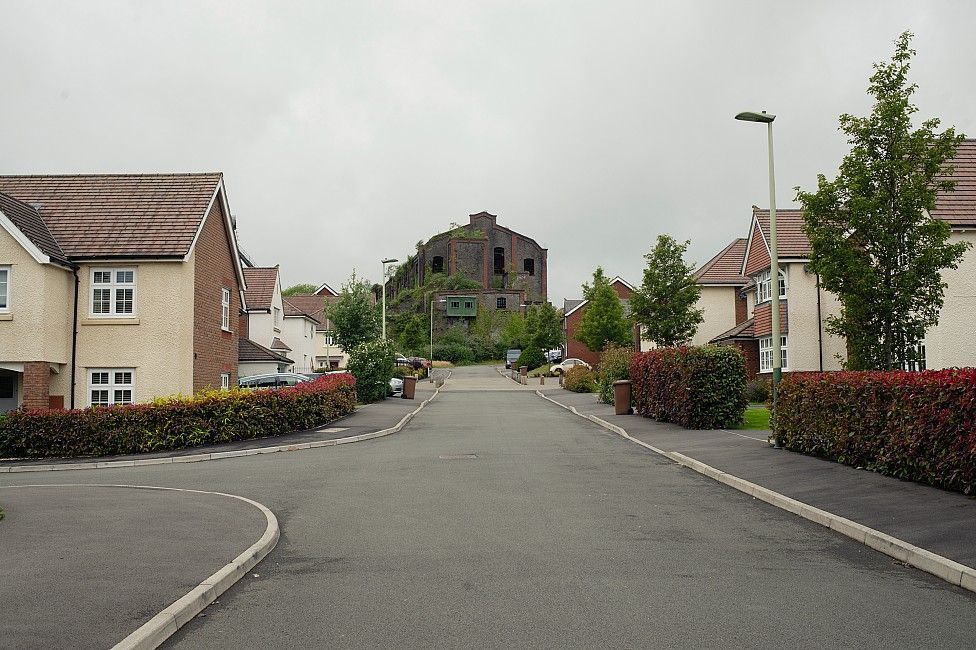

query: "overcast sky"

left=3, top=1, right=975, bottom=305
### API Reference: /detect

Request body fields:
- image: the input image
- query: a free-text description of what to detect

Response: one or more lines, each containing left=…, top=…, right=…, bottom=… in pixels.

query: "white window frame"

left=88, top=368, right=135, bottom=407
left=0, top=266, right=10, bottom=312
left=273, top=306, right=282, bottom=331
left=221, top=287, right=231, bottom=331
left=90, top=267, right=137, bottom=317
left=903, top=340, right=926, bottom=372
left=759, top=335, right=789, bottom=373
left=220, top=373, right=230, bottom=390
left=755, top=269, right=786, bottom=304
left=323, top=331, right=335, bottom=346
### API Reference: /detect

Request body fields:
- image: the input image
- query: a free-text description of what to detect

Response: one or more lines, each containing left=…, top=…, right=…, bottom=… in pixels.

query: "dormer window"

left=755, top=269, right=786, bottom=303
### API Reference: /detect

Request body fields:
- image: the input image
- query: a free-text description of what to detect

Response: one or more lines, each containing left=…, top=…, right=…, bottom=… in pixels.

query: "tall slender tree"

left=575, top=267, right=632, bottom=353
left=796, top=31, right=969, bottom=370
left=326, top=270, right=380, bottom=352
left=630, top=234, right=703, bottom=347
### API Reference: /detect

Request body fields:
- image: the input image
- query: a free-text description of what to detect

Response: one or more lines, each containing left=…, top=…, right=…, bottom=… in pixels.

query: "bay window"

left=759, top=336, right=788, bottom=373
left=755, top=269, right=786, bottom=303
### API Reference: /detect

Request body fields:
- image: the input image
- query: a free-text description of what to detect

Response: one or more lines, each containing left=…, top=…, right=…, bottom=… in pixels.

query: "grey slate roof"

left=0, top=191, right=72, bottom=267
left=238, top=338, right=293, bottom=364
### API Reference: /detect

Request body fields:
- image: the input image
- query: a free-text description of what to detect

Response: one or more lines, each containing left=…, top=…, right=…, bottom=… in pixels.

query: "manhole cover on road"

left=438, top=454, right=478, bottom=460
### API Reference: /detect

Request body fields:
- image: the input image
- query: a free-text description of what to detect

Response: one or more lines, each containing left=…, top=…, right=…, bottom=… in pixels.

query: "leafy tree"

left=327, top=271, right=380, bottom=352
left=796, top=31, right=970, bottom=370
left=530, top=302, right=563, bottom=352
left=575, top=267, right=633, bottom=353
left=630, top=235, right=703, bottom=347
left=500, top=311, right=528, bottom=349
left=347, top=338, right=395, bottom=403
left=397, top=314, right=427, bottom=355
left=282, top=283, right=318, bottom=296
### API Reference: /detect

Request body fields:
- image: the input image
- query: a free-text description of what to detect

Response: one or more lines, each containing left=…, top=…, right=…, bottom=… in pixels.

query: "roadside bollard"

left=612, top=379, right=633, bottom=415
left=520, top=366, right=527, bottom=385
left=559, top=374, right=564, bottom=387
left=539, top=375, right=545, bottom=386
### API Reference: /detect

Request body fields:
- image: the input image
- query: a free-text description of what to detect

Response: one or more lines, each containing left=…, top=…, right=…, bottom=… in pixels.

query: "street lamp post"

left=430, top=298, right=446, bottom=382
left=735, top=110, right=783, bottom=447
left=381, top=258, right=398, bottom=340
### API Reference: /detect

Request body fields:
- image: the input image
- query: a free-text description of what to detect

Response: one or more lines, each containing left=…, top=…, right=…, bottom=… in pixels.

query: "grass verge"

left=736, top=406, right=770, bottom=430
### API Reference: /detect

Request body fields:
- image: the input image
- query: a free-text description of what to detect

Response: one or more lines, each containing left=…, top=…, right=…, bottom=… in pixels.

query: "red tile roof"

left=282, top=296, right=323, bottom=325
left=933, top=139, right=976, bottom=227
left=695, top=238, right=748, bottom=285
left=270, top=337, right=291, bottom=352
left=283, top=294, right=334, bottom=329
left=238, top=338, right=293, bottom=364
left=0, top=173, right=222, bottom=258
left=0, top=191, right=72, bottom=267
left=753, top=207, right=811, bottom=258
left=243, top=267, right=278, bottom=311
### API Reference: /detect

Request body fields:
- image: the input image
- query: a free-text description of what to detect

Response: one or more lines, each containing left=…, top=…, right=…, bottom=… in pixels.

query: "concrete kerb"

left=0, top=389, right=442, bottom=474
left=534, top=390, right=976, bottom=595
left=0, top=484, right=279, bottom=650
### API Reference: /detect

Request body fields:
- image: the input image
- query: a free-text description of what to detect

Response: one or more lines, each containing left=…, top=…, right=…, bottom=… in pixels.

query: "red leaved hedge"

left=777, top=369, right=976, bottom=494
left=0, top=373, right=357, bottom=459
left=630, top=346, right=747, bottom=429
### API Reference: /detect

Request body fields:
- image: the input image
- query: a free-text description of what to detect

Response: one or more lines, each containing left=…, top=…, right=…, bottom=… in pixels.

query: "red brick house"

left=562, top=276, right=641, bottom=369
left=0, top=173, right=246, bottom=411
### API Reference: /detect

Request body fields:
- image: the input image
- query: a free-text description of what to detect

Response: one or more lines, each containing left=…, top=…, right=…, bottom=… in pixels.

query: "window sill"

left=0, top=313, right=11, bottom=321
left=81, top=317, right=140, bottom=326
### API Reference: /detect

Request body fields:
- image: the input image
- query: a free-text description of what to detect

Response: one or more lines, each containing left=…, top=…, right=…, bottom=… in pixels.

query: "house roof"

left=563, top=277, right=634, bottom=318
left=282, top=296, right=322, bottom=324
left=283, top=294, right=333, bottom=329
left=753, top=207, right=811, bottom=258
left=0, top=191, right=72, bottom=267
left=932, top=139, right=976, bottom=227
left=239, top=337, right=293, bottom=364
left=270, top=337, right=291, bottom=352
left=0, top=173, right=224, bottom=258
left=694, top=238, right=748, bottom=286
left=314, top=282, right=338, bottom=297
left=710, top=317, right=756, bottom=343
left=243, top=267, right=278, bottom=311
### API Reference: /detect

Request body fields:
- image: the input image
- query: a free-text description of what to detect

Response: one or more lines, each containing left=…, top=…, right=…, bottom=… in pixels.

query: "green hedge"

left=777, top=369, right=976, bottom=494
left=630, top=346, right=747, bottom=429
left=0, top=373, right=357, bottom=459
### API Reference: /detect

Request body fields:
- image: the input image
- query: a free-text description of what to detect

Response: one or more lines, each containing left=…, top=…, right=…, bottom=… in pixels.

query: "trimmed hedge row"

left=0, top=373, right=357, bottom=459
left=630, top=346, right=747, bottom=429
left=777, top=369, right=976, bottom=494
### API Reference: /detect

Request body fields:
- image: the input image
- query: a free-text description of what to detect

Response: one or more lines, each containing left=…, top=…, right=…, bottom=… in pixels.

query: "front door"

left=0, top=370, right=19, bottom=413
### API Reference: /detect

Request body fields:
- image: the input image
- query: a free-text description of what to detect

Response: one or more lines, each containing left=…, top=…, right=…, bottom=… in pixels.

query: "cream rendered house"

left=282, top=289, right=349, bottom=370
left=0, top=174, right=246, bottom=411
left=701, top=137, right=976, bottom=377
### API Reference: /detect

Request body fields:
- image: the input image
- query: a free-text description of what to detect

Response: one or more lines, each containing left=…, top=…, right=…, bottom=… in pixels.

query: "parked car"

left=549, top=358, right=591, bottom=375
left=505, top=349, right=522, bottom=369
left=388, top=376, right=404, bottom=396
left=395, top=354, right=412, bottom=368
left=239, top=372, right=313, bottom=389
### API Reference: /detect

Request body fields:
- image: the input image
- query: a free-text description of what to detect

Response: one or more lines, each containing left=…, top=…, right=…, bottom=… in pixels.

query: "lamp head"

left=735, top=111, right=775, bottom=123
left=381, top=258, right=398, bottom=264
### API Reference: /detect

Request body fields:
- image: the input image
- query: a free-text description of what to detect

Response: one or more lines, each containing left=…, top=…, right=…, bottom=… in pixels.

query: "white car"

left=550, top=358, right=591, bottom=375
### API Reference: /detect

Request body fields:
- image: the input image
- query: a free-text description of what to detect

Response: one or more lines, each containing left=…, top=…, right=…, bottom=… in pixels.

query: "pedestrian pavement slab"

left=539, top=388, right=976, bottom=571
left=0, top=396, right=421, bottom=469
left=0, top=484, right=268, bottom=649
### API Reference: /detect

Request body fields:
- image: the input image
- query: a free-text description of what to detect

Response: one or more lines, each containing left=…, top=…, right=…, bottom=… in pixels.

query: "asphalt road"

left=2, top=366, right=974, bottom=648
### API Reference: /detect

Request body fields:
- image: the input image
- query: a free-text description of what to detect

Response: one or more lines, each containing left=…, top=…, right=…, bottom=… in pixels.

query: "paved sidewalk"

left=0, top=484, right=268, bottom=648
left=539, top=388, right=976, bottom=571
left=0, top=394, right=424, bottom=469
